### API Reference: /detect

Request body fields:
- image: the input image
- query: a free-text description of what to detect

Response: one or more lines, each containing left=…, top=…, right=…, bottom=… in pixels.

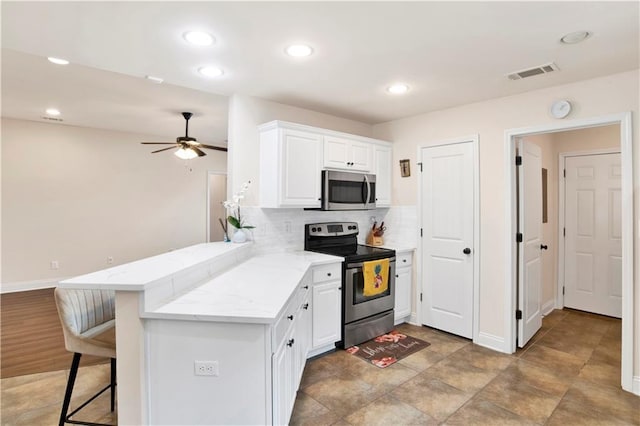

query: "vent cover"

left=41, top=116, right=64, bottom=122
left=507, top=62, right=559, bottom=80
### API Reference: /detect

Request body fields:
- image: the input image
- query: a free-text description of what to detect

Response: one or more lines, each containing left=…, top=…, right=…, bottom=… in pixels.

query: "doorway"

left=207, top=171, right=227, bottom=242
left=417, top=135, right=479, bottom=341
left=505, top=112, right=634, bottom=393
left=561, top=151, right=622, bottom=318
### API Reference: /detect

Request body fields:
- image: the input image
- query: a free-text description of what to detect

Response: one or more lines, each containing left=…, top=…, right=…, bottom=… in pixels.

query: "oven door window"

left=352, top=268, right=391, bottom=304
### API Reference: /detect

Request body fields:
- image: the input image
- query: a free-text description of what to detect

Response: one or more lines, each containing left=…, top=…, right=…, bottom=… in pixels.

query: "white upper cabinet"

left=373, top=144, right=392, bottom=207
left=259, top=121, right=392, bottom=209
left=259, top=124, right=322, bottom=208
left=323, top=136, right=372, bottom=172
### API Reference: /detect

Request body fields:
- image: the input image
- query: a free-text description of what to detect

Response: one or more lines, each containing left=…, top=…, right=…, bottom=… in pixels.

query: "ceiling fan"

left=141, top=112, right=227, bottom=159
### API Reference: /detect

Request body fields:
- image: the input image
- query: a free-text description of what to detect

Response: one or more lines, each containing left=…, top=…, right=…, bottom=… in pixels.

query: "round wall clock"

left=550, top=100, right=572, bottom=119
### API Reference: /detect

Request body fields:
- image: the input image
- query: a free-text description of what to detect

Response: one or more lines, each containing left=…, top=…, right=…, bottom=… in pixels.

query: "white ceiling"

left=2, top=1, right=638, bottom=140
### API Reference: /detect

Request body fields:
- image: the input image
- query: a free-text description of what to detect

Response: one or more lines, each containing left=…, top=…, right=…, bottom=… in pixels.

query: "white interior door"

left=517, top=139, right=542, bottom=347
left=421, top=142, right=474, bottom=339
left=564, top=153, right=622, bottom=318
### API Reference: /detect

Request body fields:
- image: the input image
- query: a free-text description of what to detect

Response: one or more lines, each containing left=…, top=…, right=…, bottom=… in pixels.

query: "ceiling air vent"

left=507, top=63, right=559, bottom=80
left=41, top=116, right=64, bottom=122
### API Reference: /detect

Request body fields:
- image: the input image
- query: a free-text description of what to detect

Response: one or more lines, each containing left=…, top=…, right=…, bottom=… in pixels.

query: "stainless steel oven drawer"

left=343, top=310, right=394, bottom=348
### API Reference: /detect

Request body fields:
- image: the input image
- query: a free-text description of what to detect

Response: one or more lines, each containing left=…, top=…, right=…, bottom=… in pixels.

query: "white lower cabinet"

left=147, top=262, right=340, bottom=426
left=272, top=276, right=311, bottom=426
left=309, top=262, right=342, bottom=356
left=394, top=250, right=413, bottom=323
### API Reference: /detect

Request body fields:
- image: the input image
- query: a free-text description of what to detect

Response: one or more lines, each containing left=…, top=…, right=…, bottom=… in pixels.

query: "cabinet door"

left=323, top=136, right=350, bottom=169
left=272, top=336, right=292, bottom=426
left=312, top=281, right=341, bottom=349
left=395, top=267, right=412, bottom=321
left=281, top=129, right=322, bottom=207
left=349, top=140, right=372, bottom=172
left=374, top=145, right=392, bottom=206
left=295, top=295, right=311, bottom=385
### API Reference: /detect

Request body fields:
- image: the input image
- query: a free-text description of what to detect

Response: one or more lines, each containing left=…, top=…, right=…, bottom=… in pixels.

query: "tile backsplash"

left=236, top=205, right=418, bottom=254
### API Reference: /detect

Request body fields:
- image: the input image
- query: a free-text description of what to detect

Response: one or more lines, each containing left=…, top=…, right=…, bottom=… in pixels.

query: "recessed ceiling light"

left=198, top=66, right=224, bottom=78
left=145, top=75, right=164, bottom=84
left=45, top=108, right=61, bottom=116
left=387, top=83, right=410, bottom=95
left=560, top=31, right=591, bottom=44
left=183, top=31, right=215, bottom=46
left=285, top=44, right=313, bottom=57
left=47, top=57, right=69, bottom=65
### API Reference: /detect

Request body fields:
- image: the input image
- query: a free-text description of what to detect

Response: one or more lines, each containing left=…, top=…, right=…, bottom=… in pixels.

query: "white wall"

left=1, top=118, right=227, bottom=289
left=227, top=94, right=373, bottom=206
left=372, top=70, right=638, bottom=375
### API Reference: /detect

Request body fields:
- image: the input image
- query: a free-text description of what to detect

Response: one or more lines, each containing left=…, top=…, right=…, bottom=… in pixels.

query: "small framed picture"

left=400, top=159, right=411, bottom=177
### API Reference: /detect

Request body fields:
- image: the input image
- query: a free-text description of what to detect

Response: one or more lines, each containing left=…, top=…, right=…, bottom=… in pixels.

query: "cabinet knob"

left=463, top=248, right=471, bottom=255
left=395, top=274, right=399, bottom=278
left=540, top=244, right=548, bottom=250
left=287, top=315, right=294, bottom=321
left=303, top=303, right=309, bottom=310
left=402, top=259, right=407, bottom=263
left=287, top=338, right=295, bottom=347
left=303, top=285, right=309, bottom=290
left=338, top=287, right=342, bottom=290
left=327, top=272, right=332, bottom=277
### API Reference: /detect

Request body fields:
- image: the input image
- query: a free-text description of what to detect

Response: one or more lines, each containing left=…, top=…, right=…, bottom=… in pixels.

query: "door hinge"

left=420, top=228, right=423, bottom=237
left=516, top=233, right=523, bottom=243
left=563, top=227, right=566, bottom=237
left=562, top=286, right=565, bottom=295
left=516, top=310, right=523, bottom=320
left=420, top=293, right=423, bottom=302
left=515, top=156, right=522, bottom=166
left=563, top=169, right=566, bottom=178
left=417, top=162, right=423, bottom=172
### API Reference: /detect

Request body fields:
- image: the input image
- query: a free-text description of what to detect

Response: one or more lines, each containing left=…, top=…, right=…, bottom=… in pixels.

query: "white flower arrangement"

left=223, top=181, right=255, bottom=231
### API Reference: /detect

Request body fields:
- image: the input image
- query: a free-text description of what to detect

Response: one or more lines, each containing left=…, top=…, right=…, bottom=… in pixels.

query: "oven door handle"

left=347, top=257, right=396, bottom=269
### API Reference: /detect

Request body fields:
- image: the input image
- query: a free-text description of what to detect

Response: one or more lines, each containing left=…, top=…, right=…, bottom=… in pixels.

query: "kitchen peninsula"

left=58, top=242, right=343, bottom=425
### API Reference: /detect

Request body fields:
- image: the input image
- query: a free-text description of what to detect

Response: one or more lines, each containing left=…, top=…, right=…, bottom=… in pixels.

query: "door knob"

left=540, top=244, right=548, bottom=250
left=463, top=248, right=471, bottom=255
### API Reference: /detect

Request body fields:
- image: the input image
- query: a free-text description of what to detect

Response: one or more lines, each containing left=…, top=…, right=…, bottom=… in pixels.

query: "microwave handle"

left=364, top=175, right=371, bottom=204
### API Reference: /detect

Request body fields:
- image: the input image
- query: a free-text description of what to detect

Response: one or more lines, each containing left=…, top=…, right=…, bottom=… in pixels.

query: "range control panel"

left=306, top=222, right=359, bottom=237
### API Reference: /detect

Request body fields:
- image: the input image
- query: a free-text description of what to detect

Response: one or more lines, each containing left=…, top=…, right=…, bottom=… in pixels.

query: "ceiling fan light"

left=175, top=147, right=198, bottom=160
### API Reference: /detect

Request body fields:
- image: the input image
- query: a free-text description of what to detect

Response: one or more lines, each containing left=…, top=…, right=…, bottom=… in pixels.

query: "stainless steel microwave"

left=321, top=170, right=376, bottom=210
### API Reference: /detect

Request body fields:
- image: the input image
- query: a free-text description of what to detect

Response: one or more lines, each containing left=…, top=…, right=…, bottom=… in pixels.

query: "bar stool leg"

left=59, top=353, right=82, bottom=426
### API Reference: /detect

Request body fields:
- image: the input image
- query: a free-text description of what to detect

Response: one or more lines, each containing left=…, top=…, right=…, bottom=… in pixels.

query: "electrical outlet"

left=194, top=360, right=218, bottom=376
left=50, top=260, right=59, bottom=270
left=107, top=256, right=114, bottom=264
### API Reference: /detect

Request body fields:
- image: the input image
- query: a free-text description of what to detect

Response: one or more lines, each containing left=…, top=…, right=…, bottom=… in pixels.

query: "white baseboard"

left=408, top=312, right=418, bottom=326
left=541, top=300, right=556, bottom=316
left=475, top=331, right=508, bottom=354
left=1, top=278, right=66, bottom=294
left=632, top=376, right=640, bottom=396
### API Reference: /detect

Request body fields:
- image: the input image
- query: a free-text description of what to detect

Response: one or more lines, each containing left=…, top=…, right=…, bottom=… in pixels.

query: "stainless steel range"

left=304, top=222, right=396, bottom=348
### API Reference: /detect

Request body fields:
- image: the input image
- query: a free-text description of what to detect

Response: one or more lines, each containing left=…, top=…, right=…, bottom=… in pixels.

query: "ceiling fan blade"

left=191, top=146, right=207, bottom=157
left=197, top=144, right=228, bottom=152
left=141, top=142, right=176, bottom=145
left=151, top=146, right=178, bottom=154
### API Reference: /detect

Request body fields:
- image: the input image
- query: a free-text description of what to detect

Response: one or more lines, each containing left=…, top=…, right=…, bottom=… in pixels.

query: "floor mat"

left=346, top=330, right=430, bottom=368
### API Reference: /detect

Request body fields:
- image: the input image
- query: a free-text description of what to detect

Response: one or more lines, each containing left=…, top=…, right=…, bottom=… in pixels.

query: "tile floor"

left=1, top=309, right=638, bottom=425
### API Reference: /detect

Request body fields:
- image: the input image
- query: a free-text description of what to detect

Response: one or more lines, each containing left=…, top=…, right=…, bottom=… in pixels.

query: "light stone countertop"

left=145, top=251, right=343, bottom=324
left=59, top=242, right=251, bottom=291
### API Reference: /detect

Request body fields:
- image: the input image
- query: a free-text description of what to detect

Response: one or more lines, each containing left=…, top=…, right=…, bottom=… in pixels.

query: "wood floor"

left=1, top=288, right=106, bottom=379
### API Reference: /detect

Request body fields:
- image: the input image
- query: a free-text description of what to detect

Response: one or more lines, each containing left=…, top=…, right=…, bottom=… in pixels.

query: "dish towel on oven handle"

left=363, top=258, right=390, bottom=297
